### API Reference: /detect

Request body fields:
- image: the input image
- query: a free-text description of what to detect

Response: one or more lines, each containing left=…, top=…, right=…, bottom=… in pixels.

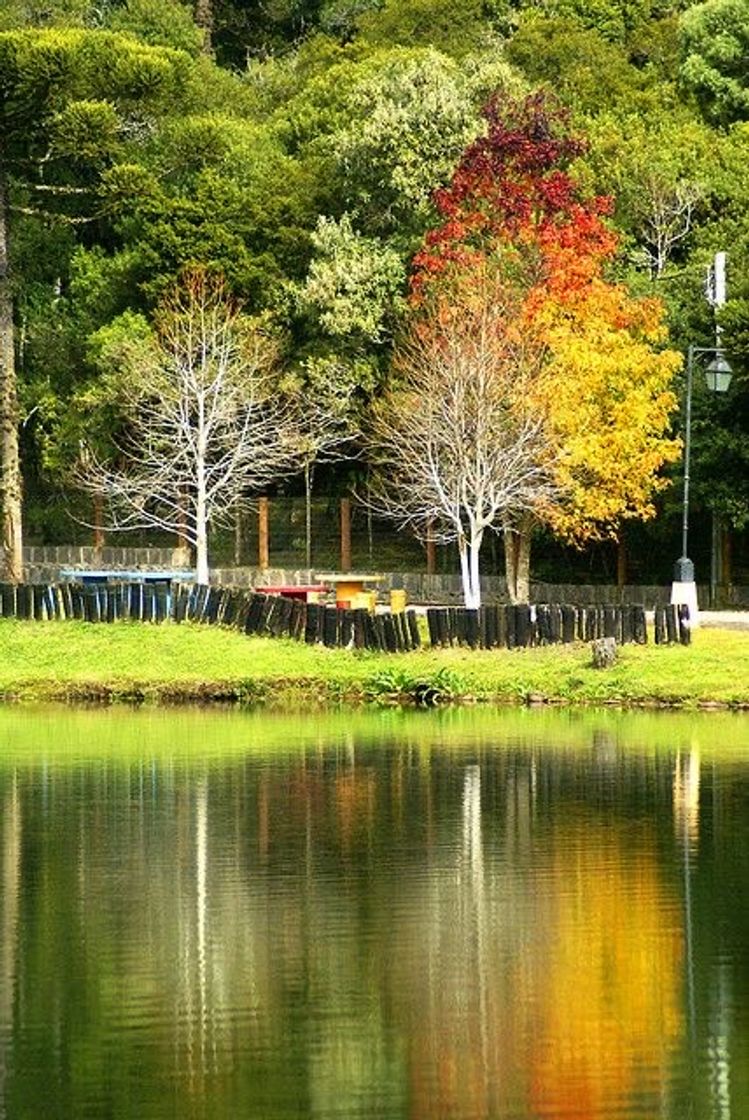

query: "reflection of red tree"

left=528, top=824, right=683, bottom=1119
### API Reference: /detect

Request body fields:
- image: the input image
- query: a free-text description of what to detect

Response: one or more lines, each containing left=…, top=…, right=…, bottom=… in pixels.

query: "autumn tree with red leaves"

left=372, top=93, right=680, bottom=604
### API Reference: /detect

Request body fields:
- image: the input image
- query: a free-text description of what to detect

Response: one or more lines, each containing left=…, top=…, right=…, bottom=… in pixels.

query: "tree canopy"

left=1, top=0, right=748, bottom=588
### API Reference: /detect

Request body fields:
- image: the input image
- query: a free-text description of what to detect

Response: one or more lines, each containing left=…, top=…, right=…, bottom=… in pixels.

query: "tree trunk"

left=616, top=535, right=627, bottom=588
left=340, top=496, right=351, bottom=572
left=458, top=530, right=482, bottom=608
left=304, top=460, right=312, bottom=570
left=503, top=515, right=532, bottom=604
left=195, top=457, right=209, bottom=585
left=469, top=528, right=482, bottom=608
left=425, top=520, right=436, bottom=575
left=93, top=494, right=105, bottom=561
left=258, top=496, right=269, bottom=570
left=0, top=173, right=23, bottom=584
left=194, top=430, right=210, bottom=584
left=194, top=0, right=214, bottom=55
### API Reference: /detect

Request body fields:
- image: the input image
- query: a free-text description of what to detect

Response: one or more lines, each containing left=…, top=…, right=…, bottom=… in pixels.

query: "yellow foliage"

left=528, top=821, right=684, bottom=1119
left=535, top=281, right=682, bottom=541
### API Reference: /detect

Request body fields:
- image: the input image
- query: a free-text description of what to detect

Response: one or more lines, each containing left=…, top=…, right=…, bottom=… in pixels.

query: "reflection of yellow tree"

left=384, top=810, right=685, bottom=1120
left=528, top=823, right=683, bottom=1119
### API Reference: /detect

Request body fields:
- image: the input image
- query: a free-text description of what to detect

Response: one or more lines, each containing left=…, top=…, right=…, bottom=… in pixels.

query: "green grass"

left=1, top=618, right=748, bottom=708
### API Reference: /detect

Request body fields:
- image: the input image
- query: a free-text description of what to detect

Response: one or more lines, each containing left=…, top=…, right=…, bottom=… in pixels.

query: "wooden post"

left=426, top=520, right=436, bottom=575
left=304, top=461, right=313, bottom=570
left=723, top=525, right=732, bottom=586
left=616, top=535, right=627, bottom=588
left=172, top=488, right=191, bottom=568
left=258, top=497, right=269, bottom=571
left=340, top=496, right=351, bottom=573
left=93, top=494, right=105, bottom=560
left=234, top=508, right=243, bottom=567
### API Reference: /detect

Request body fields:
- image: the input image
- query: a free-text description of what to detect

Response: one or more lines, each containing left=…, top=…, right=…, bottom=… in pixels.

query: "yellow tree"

left=537, top=280, right=682, bottom=548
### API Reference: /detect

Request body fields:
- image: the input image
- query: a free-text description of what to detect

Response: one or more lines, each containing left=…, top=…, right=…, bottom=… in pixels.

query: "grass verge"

left=1, top=618, right=748, bottom=709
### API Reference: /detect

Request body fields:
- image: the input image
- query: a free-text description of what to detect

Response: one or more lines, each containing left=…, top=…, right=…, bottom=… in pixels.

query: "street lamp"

left=671, top=344, right=733, bottom=625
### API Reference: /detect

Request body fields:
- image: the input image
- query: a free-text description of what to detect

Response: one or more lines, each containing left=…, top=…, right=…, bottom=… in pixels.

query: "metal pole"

left=681, top=344, right=694, bottom=561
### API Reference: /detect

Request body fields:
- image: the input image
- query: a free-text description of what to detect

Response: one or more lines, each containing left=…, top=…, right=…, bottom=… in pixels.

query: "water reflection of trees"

left=0, top=722, right=748, bottom=1118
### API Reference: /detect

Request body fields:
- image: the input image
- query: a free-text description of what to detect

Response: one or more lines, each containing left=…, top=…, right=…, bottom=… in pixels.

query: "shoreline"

left=2, top=671, right=749, bottom=713
left=2, top=618, right=749, bottom=712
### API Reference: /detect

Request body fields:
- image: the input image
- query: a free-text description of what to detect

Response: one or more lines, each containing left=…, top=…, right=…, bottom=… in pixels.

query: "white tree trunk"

left=195, top=442, right=209, bottom=585
left=468, top=528, right=482, bottom=609
left=458, top=535, right=472, bottom=609
left=459, top=529, right=483, bottom=608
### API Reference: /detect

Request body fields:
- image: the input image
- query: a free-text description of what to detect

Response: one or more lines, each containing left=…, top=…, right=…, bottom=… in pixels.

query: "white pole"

left=712, top=252, right=726, bottom=605
left=714, top=251, right=726, bottom=310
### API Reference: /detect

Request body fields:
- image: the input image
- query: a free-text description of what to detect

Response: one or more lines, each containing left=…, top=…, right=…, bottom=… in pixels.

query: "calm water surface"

left=0, top=705, right=748, bottom=1120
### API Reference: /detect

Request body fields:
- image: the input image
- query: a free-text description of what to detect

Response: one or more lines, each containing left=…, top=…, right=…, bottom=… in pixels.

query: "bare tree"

left=77, top=269, right=304, bottom=584
left=640, top=177, right=703, bottom=279
left=366, top=273, right=557, bottom=608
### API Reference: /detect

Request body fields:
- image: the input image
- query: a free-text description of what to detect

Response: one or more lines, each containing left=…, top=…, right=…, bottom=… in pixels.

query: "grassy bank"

left=1, top=618, right=748, bottom=709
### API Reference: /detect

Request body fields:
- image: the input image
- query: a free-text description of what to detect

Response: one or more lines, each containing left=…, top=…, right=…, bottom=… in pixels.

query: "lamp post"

left=671, top=344, right=732, bottom=625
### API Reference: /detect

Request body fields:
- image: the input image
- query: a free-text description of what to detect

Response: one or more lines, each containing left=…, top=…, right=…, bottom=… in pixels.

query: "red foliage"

left=411, top=92, right=615, bottom=306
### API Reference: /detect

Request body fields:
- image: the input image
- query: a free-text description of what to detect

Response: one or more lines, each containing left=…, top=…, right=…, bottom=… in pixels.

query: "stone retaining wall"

left=20, top=547, right=749, bottom=608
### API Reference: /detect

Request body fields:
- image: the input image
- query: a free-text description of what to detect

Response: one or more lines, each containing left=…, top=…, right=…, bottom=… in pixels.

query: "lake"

left=0, top=705, right=748, bottom=1120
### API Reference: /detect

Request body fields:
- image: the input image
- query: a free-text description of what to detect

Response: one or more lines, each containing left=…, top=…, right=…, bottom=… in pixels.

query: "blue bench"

left=59, top=569, right=194, bottom=585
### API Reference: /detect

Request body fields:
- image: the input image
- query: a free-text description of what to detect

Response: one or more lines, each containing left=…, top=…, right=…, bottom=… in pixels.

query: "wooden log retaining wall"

left=426, top=603, right=690, bottom=647
left=0, top=583, right=690, bottom=648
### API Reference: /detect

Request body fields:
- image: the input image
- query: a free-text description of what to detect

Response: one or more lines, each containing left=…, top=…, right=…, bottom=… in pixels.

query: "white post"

left=712, top=251, right=726, bottom=608
left=714, top=251, right=726, bottom=313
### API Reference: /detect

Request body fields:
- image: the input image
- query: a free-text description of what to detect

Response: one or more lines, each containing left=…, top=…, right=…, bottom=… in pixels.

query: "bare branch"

left=365, top=268, right=559, bottom=606
left=75, top=268, right=312, bottom=581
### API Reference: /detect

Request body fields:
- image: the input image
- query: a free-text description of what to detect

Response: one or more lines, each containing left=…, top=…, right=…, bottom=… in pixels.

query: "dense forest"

left=1, top=0, right=748, bottom=589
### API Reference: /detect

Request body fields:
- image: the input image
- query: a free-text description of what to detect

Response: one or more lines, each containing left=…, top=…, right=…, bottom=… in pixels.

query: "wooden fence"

left=0, top=583, right=690, bottom=649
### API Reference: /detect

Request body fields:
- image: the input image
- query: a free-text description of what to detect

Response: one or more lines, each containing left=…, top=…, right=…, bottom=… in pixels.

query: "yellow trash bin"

left=390, top=588, right=407, bottom=613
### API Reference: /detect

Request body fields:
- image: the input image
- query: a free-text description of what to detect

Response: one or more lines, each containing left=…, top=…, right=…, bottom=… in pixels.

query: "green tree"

left=506, top=14, right=660, bottom=115
left=0, top=28, right=190, bottom=579
left=103, top=113, right=316, bottom=306
left=583, top=110, right=717, bottom=278
left=105, top=0, right=204, bottom=55
left=355, top=0, right=496, bottom=58
left=680, top=0, right=749, bottom=125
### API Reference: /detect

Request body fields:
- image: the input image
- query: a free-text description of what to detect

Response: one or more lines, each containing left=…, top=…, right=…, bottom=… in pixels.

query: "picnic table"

left=313, top=572, right=384, bottom=609
left=256, top=584, right=328, bottom=603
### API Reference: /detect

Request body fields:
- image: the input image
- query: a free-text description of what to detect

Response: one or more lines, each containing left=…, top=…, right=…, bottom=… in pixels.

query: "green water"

left=1, top=705, right=748, bottom=1120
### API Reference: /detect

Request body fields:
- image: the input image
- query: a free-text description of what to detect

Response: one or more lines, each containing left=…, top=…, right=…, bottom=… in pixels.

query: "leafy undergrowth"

left=1, top=619, right=748, bottom=708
